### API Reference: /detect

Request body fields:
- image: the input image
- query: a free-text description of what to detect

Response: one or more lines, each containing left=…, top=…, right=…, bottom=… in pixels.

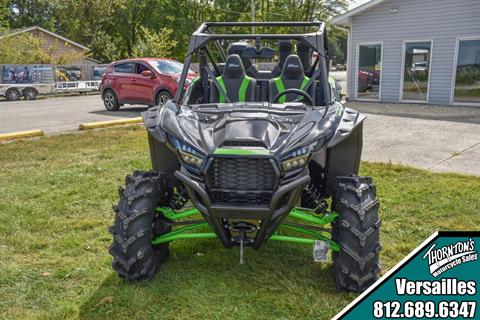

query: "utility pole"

left=251, top=0, right=255, bottom=33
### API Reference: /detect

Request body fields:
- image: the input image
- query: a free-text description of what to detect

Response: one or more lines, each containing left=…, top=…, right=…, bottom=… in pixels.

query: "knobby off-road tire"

left=331, top=176, right=381, bottom=292
left=109, top=171, right=172, bottom=281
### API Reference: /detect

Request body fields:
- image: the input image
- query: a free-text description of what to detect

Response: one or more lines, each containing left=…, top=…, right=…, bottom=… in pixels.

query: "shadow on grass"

left=78, top=239, right=351, bottom=320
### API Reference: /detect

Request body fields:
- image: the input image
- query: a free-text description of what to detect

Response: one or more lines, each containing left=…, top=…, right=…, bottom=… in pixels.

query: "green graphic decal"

left=213, top=148, right=270, bottom=156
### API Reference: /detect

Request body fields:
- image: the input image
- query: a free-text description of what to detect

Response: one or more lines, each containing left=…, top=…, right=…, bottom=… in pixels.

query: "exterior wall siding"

left=348, top=0, right=480, bottom=104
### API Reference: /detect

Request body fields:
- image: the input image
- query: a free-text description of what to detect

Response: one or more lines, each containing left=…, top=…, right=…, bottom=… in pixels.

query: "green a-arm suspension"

left=152, top=206, right=340, bottom=252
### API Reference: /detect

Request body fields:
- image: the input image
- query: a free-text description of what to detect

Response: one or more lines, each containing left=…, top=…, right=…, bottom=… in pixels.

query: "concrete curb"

left=0, top=129, right=44, bottom=141
left=79, top=117, right=143, bottom=130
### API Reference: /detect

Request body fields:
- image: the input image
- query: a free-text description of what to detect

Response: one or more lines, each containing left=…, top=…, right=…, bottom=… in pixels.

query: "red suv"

left=100, top=58, right=196, bottom=111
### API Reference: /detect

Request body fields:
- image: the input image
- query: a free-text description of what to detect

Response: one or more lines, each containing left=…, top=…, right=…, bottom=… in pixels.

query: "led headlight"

left=281, top=144, right=315, bottom=171
left=170, top=137, right=205, bottom=168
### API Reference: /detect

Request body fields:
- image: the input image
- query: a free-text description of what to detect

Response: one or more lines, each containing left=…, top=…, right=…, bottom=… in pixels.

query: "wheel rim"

left=158, top=94, right=170, bottom=105
left=25, top=89, right=35, bottom=99
left=8, top=90, right=20, bottom=100
left=104, top=92, right=114, bottom=109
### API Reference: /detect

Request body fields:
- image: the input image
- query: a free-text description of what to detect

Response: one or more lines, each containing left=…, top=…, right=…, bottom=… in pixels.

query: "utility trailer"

left=0, top=63, right=104, bottom=101
left=0, top=83, right=54, bottom=101
left=0, top=81, right=101, bottom=101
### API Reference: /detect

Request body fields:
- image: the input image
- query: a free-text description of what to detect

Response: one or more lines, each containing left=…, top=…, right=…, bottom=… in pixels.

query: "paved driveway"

left=0, top=95, right=147, bottom=134
left=0, top=95, right=479, bottom=176
left=363, top=114, right=480, bottom=176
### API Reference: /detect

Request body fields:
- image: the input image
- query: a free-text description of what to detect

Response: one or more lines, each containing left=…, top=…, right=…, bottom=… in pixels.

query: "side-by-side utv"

left=109, top=22, right=381, bottom=292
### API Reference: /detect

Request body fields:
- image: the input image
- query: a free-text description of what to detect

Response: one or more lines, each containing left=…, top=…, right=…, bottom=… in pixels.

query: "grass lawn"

left=1, top=126, right=479, bottom=320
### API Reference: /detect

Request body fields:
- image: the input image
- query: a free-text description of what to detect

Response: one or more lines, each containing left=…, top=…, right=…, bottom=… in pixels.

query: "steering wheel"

left=272, top=88, right=314, bottom=106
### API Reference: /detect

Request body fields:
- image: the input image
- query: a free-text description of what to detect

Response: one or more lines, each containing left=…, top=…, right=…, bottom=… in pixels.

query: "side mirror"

left=141, top=70, right=156, bottom=78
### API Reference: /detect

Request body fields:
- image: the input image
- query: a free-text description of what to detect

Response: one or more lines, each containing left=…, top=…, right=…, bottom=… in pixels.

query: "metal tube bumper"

left=174, top=170, right=309, bottom=219
left=174, top=170, right=311, bottom=248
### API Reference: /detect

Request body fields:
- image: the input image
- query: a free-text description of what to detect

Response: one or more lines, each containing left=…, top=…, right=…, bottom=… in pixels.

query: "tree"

left=132, top=26, right=177, bottom=58
left=2, top=0, right=349, bottom=63
left=0, top=0, right=11, bottom=28
left=51, top=0, right=121, bottom=62
left=328, top=27, right=348, bottom=65
left=8, top=0, right=56, bottom=30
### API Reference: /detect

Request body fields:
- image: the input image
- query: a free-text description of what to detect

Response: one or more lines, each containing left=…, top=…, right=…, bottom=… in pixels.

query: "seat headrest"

left=278, top=40, right=292, bottom=68
left=281, top=55, right=305, bottom=80
left=296, top=42, right=312, bottom=70
left=222, top=54, right=246, bottom=79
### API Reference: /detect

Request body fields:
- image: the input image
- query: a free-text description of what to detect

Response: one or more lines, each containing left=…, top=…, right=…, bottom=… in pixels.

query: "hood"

left=155, top=102, right=343, bottom=156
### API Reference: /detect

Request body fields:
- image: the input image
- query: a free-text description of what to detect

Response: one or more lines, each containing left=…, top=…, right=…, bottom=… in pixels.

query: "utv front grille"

left=207, top=157, right=276, bottom=205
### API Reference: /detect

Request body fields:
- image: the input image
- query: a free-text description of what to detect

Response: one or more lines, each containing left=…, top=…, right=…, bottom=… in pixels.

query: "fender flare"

left=327, top=106, right=366, bottom=148
left=101, top=85, right=118, bottom=100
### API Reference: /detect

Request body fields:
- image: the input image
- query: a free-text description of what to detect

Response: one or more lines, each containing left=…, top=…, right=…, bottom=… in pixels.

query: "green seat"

left=210, top=54, right=256, bottom=103
left=269, top=54, right=316, bottom=104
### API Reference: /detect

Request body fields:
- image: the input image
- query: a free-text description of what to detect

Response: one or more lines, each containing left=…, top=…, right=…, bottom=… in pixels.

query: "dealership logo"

left=422, top=239, right=478, bottom=277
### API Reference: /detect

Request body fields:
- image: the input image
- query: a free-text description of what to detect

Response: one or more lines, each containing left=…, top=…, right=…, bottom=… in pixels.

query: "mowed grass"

left=1, top=126, right=479, bottom=320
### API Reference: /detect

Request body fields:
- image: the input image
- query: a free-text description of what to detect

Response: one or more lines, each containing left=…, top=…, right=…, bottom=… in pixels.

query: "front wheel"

left=103, top=89, right=120, bottom=111
left=109, top=171, right=173, bottom=281
left=331, top=176, right=381, bottom=292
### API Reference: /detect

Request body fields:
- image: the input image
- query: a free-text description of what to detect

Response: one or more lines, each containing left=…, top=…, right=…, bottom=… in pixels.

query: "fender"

left=327, top=105, right=366, bottom=148
left=142, top=103, right=181, bottom=179
left=324, top=105, right=366, bottom=196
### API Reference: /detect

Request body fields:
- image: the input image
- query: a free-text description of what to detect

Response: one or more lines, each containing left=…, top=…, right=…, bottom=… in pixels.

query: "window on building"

left=357, top=44, right=382, bottom=100
left=114, top=62, right=135, bottom=74
left=402, top=41, right=431, bottom=101
left=453, top=39, right=480, bottom=104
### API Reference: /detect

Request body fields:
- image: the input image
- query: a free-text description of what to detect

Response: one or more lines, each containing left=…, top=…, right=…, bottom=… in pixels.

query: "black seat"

left=297, top=42, right=312, bottom=75
left=271, top=40, right=292, bottom=77
left=210, top=54, right=256, bottom=103
left=227, top=42, right=257, bottom=78
left=269, top=54, right=316, bottom=104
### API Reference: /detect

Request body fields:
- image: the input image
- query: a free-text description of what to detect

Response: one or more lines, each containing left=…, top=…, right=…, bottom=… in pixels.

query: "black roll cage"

left=174, top=21, right=331, bottom=105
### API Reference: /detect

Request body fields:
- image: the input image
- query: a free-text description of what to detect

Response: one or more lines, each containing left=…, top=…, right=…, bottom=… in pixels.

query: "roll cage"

left=174, top=21, right=331, bottom=105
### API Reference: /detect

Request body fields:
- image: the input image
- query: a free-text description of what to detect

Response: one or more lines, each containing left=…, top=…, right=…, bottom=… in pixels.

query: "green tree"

left=8, top=0, right=56, bottom=30
left=3, top=0, right=349, bottom=63
left=0, top=0, right=11, bottom=28
left=51, top=0, right=120, bottom=61
left=132, top=26, right=177, bottom=58
left=328, top=27, right=348, bottom=65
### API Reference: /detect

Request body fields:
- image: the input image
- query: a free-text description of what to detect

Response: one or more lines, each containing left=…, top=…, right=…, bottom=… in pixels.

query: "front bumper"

left=174, top=170, right=310, bottom=248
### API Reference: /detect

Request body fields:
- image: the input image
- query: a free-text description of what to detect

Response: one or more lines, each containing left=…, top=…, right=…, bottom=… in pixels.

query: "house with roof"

left=333, top=0, right=480, bottom=106
left=0, top=26, right=100, bottom=66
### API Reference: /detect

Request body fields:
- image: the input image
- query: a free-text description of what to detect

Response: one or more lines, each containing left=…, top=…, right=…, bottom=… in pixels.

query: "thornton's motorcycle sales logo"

left=422, top=238, right=478, bottom=277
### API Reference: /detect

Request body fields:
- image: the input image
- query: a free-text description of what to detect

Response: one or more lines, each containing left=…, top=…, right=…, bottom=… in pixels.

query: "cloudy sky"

left=349, top=0, right=371, bottom=9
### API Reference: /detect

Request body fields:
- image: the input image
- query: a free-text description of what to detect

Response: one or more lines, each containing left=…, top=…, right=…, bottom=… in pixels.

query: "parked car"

left=411, top=61, right=427, bottom=72
left=100, top=58, right=196, bottom=111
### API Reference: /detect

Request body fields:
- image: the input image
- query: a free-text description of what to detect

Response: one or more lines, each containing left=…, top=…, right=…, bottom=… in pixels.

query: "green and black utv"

left=109, top=22, right=381, bottom=292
